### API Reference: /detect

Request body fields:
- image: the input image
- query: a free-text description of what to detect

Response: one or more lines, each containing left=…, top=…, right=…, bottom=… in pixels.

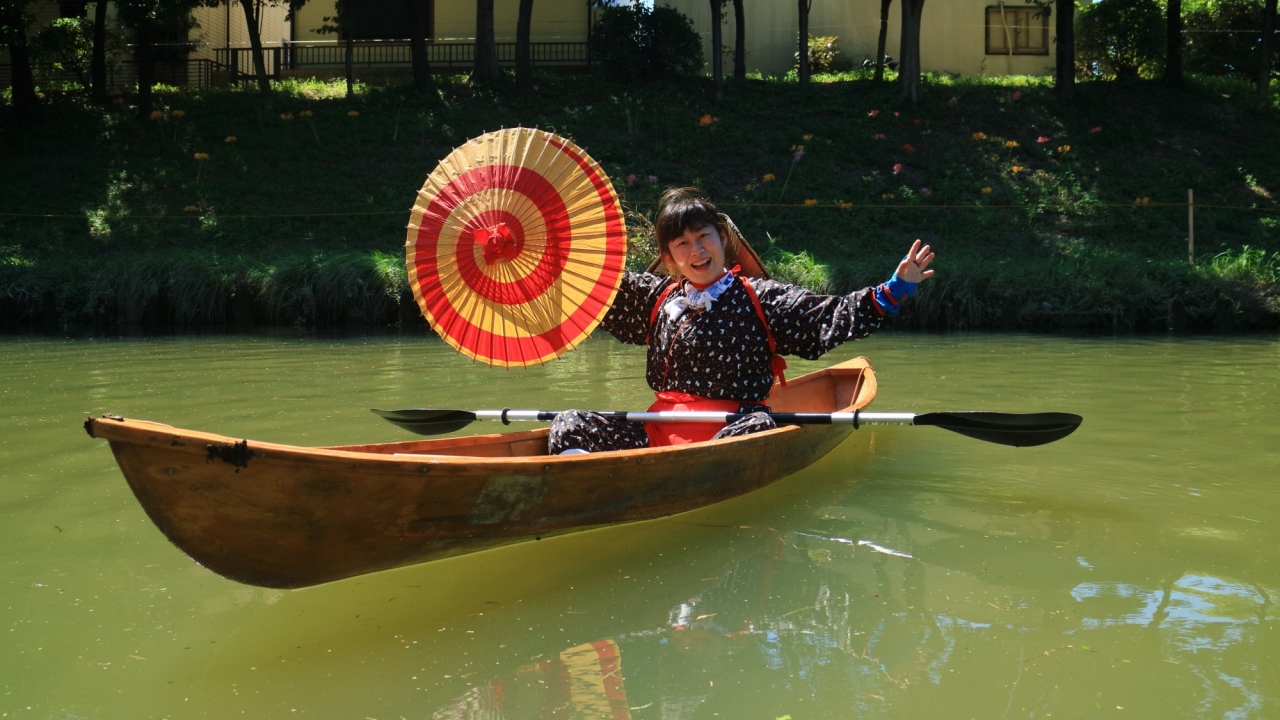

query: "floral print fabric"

left=603, top=272, right=885, bottom=403
left=546, top=272, right=886, bottom=454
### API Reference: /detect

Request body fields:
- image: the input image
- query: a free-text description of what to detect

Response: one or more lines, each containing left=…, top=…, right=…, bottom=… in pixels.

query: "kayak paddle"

left=370, top=408, right=1081, bottom=447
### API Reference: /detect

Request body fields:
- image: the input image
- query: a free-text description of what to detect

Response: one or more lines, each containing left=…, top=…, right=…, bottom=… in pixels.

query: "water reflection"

left=4, top=334, right=1280, bottom=719
left=424, top=529, right=978, bottom=718
left=1072, top=574, right=1272, bottom=716
left=433, top=640, right=631, bottom=719
left=426, top=519, right=1278, bottom=720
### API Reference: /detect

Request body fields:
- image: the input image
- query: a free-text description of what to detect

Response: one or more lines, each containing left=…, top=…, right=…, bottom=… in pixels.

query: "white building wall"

left=190, top=3, right=292, bottom=60
left=661, top=0, right=1055, bottom=78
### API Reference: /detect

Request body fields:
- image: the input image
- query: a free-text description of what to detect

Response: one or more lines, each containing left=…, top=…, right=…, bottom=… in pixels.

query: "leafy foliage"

left=2, top=74, right=1278, bottom=330
left=591, top=4, right=704, bottom=82
left=1076, top=0, right=1165, bottom=79
left=1185, top=0, right=1280, bottom=78
left=31, top=16, right=125, bottom=91
left=795, top=36, right=855, bottom=75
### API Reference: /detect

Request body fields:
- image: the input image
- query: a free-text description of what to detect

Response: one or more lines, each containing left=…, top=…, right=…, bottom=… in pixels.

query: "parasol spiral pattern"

left=406, top=128, right=627, bottom=367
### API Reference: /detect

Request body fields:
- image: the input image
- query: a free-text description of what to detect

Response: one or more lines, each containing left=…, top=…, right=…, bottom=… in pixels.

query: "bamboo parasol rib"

left=405, top=128, right=627, bottom=367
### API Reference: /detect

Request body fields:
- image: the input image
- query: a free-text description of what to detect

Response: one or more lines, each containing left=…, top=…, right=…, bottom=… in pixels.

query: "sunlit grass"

left=1209, top=246, right=1280, bottom=284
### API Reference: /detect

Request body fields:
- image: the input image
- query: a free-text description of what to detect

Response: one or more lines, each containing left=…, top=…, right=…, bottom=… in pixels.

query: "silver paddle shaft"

left=470, top=410, right=919, bottom=426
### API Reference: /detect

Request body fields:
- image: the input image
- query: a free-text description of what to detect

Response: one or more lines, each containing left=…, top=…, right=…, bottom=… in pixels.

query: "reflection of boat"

left=85, top=358, right=877, bottom=589
left=434, top=639, right=633, bottom=720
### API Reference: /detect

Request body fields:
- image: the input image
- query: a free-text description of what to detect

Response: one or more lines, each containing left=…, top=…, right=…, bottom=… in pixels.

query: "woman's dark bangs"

left=657, top=198, right=718, bottom=248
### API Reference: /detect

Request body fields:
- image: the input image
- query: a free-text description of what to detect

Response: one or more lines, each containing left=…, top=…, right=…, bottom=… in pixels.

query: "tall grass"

left=759, top=233, right=833, bottom=293
left=1209, top=246, right=1280, bottom=284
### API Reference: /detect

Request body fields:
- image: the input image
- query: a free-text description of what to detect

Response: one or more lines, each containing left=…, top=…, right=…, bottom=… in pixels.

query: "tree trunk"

left=1055, top=0, right=1074, bottom=99
left=875, top=0, right=891, bottom=82
left=710, top=0, right=722, bottom=87
left=237, top=0, right=273, bottom=111
left=91, top=0, right=107, bottom=102
left=135, top=16, right=156, bottom=122
left=1259, top=0, right=1278, bottom=110
left=516, top=0, right=533, bottom=97
left=899, top=0, right=925, bottom=103
left=473, top=0, right=501, bottom=85
left=797, top=0, right=810, bottom=82
left=406, top=0, right=433, bottom=94
left=1165, top=0, right=1182, bottom=86
left=2, top=8, right=37, bottom=120
left=732, top=0, right=745, bottom=81
left=344, top=24, right=354, bottom=97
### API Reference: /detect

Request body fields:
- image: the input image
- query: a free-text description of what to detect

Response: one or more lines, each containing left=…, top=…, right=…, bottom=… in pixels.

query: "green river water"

left=1, top=332, right=1278, bottom=719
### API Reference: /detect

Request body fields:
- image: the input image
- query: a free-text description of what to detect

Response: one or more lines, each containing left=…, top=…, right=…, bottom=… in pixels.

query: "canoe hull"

left=88, top=357, right=877, bottom=589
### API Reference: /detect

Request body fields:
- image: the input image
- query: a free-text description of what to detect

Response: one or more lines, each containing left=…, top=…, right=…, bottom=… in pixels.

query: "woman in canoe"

left=548, top=187, right=935, bottom=455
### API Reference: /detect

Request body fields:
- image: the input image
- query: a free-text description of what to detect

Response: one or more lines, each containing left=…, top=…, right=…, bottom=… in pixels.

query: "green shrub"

left=591, top=4, right=704, bottom=82
left=31, top=17, right=96, bottom=91
left=1076, top=0, right=1165, bottom=79
left=1185, top=0, right=1280, bottom=79
left=795, top=35, right=854, bottom=75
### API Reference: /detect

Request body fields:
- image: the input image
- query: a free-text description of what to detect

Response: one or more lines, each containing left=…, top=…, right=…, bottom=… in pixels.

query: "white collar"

left=663, top=271, right=735, bottom=321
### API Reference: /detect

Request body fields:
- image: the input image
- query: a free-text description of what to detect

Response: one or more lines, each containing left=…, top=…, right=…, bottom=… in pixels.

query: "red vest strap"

left=646, top=282, right=679, bottom=344
left=739, top=277, right=788, bottom=390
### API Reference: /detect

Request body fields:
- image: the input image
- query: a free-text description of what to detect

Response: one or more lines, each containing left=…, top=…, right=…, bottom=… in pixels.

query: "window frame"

left=984, top=5, right=1051, bottom=56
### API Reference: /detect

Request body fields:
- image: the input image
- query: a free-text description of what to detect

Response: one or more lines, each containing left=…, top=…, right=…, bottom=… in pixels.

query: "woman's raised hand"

left=894, top=239, right=936, bottom=284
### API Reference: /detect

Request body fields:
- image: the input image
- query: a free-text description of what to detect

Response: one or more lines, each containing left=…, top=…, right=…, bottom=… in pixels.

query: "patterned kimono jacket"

left=546, top=271, right=888, bottom=454
left=603, top=271, right=886, bottom=402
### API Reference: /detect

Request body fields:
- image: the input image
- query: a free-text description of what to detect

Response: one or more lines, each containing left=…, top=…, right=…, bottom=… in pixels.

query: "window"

left=985, top=5, right=1050, bottom=56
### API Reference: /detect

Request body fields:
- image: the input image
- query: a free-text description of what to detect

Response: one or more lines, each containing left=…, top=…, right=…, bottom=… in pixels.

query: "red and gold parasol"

left=406, top=128, right=627, bottom=367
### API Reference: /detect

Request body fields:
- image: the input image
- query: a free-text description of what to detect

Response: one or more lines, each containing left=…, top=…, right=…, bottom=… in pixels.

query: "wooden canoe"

left=85, top=356, right=877, bottom=589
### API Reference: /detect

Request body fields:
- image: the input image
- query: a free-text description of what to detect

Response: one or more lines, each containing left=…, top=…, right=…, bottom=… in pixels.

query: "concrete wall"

left=292, top=0, right=334, bottom=42
left=661, top=0, right=1055, bottom=77
left=190, top=4, right=292, bottom=60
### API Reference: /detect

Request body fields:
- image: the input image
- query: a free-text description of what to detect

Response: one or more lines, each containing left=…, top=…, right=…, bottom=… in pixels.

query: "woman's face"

left=663, top=224, right=726, bottom=286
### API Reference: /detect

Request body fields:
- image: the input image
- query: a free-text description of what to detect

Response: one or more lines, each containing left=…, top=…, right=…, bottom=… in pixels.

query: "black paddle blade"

left=913, top=411, right=1082, bottom=447
left=370, top=408, right=477, bottom=436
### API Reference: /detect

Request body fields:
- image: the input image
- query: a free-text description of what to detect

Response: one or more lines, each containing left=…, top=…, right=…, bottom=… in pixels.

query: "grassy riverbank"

left=2, top=72, right=1278, bottom=332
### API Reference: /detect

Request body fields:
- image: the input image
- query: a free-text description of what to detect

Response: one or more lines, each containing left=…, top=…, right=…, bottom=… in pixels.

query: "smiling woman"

left=547, top=187, right=936, bottom=454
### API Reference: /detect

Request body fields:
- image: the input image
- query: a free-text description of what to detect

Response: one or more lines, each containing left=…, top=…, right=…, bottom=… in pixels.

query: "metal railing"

left=230, top=40, right=591, bottom=74
left=213, top=46, right=283, bottom=84
left=1, top=58, right=217, bottom=91
left=3, top=41, right=590, bottom=91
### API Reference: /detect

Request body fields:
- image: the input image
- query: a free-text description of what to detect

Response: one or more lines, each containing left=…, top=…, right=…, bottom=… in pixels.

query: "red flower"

left=892, top=163, right=904, bottom=175
left=868, top=110, right=880, bottom=117
left=1037, top=136, right=1051, bottom=143
left=903, top=144, right=915, bottom=153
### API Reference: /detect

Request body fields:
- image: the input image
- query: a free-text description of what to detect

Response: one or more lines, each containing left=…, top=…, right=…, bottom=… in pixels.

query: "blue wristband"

left=873, top=284, right=901, bottom=314
left=884, top=272, right=918, bottom=299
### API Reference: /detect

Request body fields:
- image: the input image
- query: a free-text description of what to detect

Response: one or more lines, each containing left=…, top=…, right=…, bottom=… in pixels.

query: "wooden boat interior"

left=326, top=358, right=875, bottom=459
